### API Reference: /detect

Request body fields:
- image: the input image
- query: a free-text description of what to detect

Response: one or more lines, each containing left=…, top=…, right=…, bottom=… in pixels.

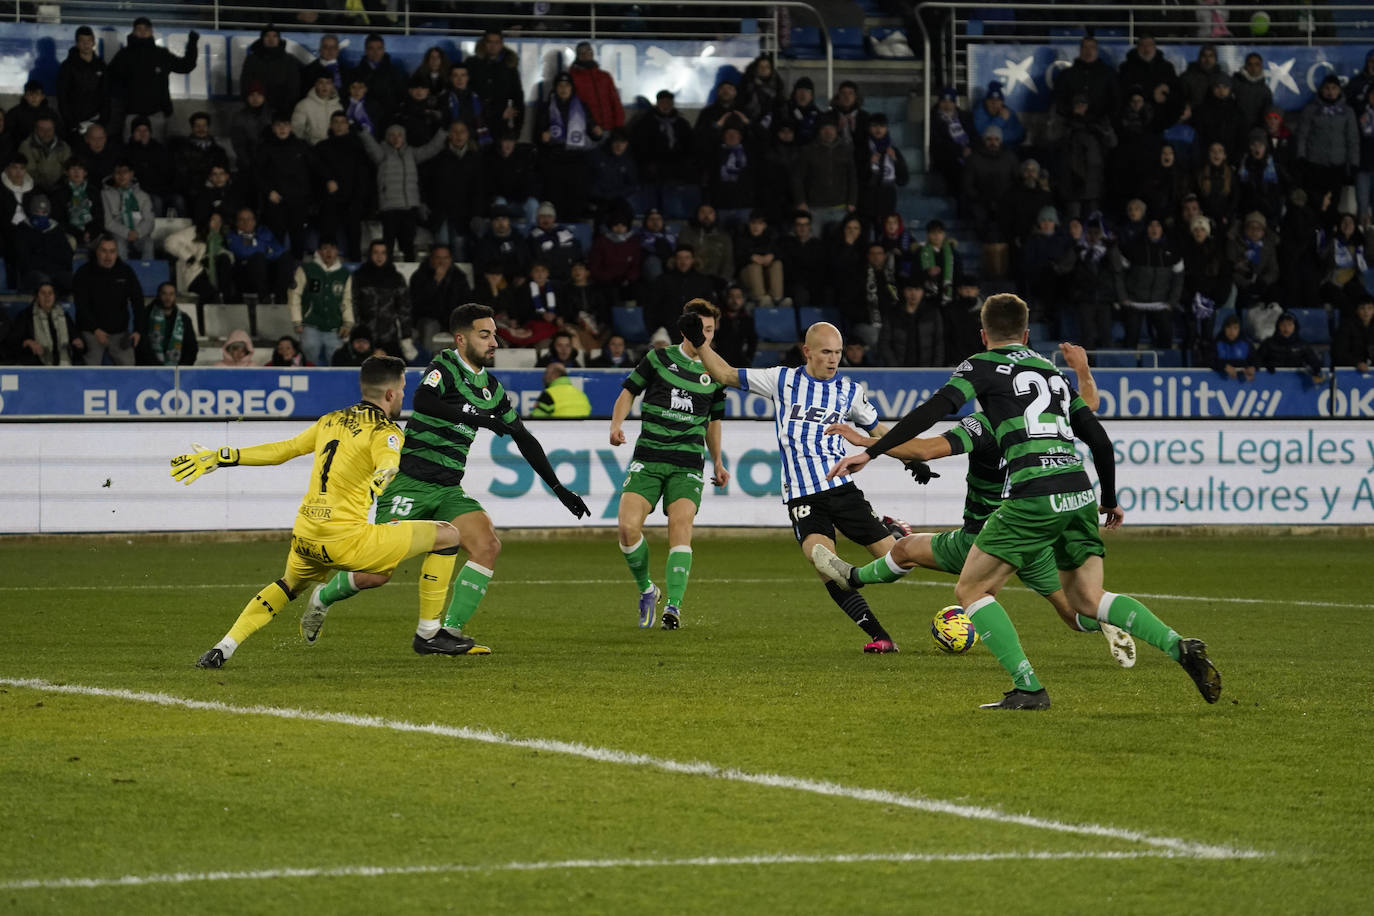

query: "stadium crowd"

left=0, top=21, right=1372, bottom=378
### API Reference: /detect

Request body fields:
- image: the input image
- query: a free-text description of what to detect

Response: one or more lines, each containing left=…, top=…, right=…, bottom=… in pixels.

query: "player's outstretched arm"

left=824, top=423, right=953, bottom=464
left=1059, top=343, right=1100, bottom=412
left=506, top=418, right=591, bottom=518
left=169, top=426, right=317, bottom=485
left=679, top=313, right=740, bottom=388
left=863, top=391, right=960, bottom=459
left=413, top=387, right=512, bottom=436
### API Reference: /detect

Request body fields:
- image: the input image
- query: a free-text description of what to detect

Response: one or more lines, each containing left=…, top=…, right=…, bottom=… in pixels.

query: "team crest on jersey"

left=699, top=372, right=711, bottom=386
left=670, top=388, right=694, bottom=413
left=960, top=416, right=984, bottom=437
left=481, top=387, right=491, bottom=399
left=424, top=369, right=443, bottom=388
left=386, top=433, right=401, bottom=451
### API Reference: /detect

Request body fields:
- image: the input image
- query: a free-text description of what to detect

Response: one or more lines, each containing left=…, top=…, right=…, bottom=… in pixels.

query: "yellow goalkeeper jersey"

left=236, top=401, right=403, bottom=537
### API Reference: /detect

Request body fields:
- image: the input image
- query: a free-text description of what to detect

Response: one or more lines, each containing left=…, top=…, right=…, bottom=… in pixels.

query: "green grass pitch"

left=1, top=532, right=1370, bottom=914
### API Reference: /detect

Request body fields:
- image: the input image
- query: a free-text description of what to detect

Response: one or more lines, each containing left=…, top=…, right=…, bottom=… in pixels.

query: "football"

left=931, top=606, right=979, bottom=654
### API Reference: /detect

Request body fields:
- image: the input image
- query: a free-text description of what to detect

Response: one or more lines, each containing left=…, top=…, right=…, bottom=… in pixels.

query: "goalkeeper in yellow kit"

left=171, top=356, right=471, bottom=668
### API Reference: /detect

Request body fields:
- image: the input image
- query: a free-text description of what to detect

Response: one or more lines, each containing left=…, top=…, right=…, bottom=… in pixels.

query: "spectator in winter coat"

left=165, top=212, right=233, bottom=303
left=535, top=71, right=600, bottom=219
left=527, top=201, right=586, bottom=282
left=739, top=55, right=785, bottom=127
left=301, top=34, right=346, bottom=98
left=1297, top=74, right=1360, bottom=207
left=962, top=124, right=1019, bottom=241
left=0, top=156, right=35, bottom=278
left=313, top=112, right=371, bottom=259
left=226, top=206, right=291, bottom=302
left=1228, top=211, right=1279, bottom=313
left=1181, top=45, right=1221, bottom=110
left=483, top=133, right=540, bottom=226
left=57, top=26, right=108, bottom=137
left=466, top=29, right=524, bottom=136
left=100, top=161, right=155, bottom=260
left=107, top=18, right=199, bottom=136
left=1279, top=187, right=1325, bottom=310
left=1054, top=94, right=1117, bottom=220
left=1113, top=218, right=1183, bottom=350
left=630, top=89, right=696, bottom=190
left=331, top=323, right=375, bottom=367
left=443, top=62, right=489, bottom=147
left=3, top=281, right=83, bottom=365
left=396, top=77, right=446, bottom=148
left=856, top=113, right=908, bottom=221
left=411, top=46, right=452, bottom=98
left=569, top=42, right=625, bottom=130
left=678, top=203, right=734, bottom=286
left=1262, top=105, right=1296, bottom=172
left=587, top=332, right=633, bottom=368
left=359, top=124, right=447, bottom=262
left=351, top=239, right=416, bottom=361
left=1233, top=53, right=1273, bottom=129
left=587, top=128, right=639, bottom=225
left=1348, top=50, right=1374, bottom=109
left=1180, top=215, right=1233, bottom=355
left=1054, top=36, right=1118, bottom=122
left=267, top=336, right=310, bottom=367
left=1001, top=158, right=1054, bottom=248
left=74, top=123, right=117, bottom=189
left=696, top=80, right=751, bottom=150
left=637, top=208, right=676, bottom=282
left=1138, top=143, right=1190, bottom=231
left=1357, top=84, right=1374, bottom=221
left=256, top=114, right=319, bottom=258
left=734, top=210, right=784, bottom=306
left=1257, top=311, right=1325, bottom=380
left=51, top=158, right=102, bottom=249
left=342, top=78, right=384, bottom=140
left=885, top=281, right=946, bottom=367
left=829, top=80, right=870, bottom=147
left=1018, top=207, right=1075, bottom=325
left=74, top=235, right=144, bottom=364
left=170, top=112, right=230, bottom=205
left=827, top=216, right=868, bottom=329
left=8, top=80, right=64, bottom=143
left=137, top=281, right=197, bottom=366
left=972, top=82, right=1025, bottom=149
left=1332, top=297, right=1374, bottom=371
left=1237, top=128, right=1290, bottom=226
left=19, top=116, right=72, bottom=192
left=714, top=284, right=758, bottom=367
left=230, top=86, right=273, bottom=188
left=1196, top=75, right=1247, bottom=163
left=192, top=163, right=247, bottom=229
left=777, top=77, right=822, bottom=145
left=1118, top=35, right=1179, bottom=104
left=703, top=119, right=757, bottom=224
left=1319, top=211, right=1373, bottom=318
left=423, top=121, right=484, bottom=259
left=859, top=241, right=901, bottom=349
left=123, top=118, right=178, bottom=216
left=498, top=261, right=558, bottom=349
left=288, top=238, right=354, bottom=365
left=292, top=75, right=341, bottom=144
left=1068, top=216, right=1120, bottom=350
left=791, top=116, right=856, bottom=234
left=589, top=216, right=642, bottom=302
left=475, top=204, right=531, bottom=282
left=644, top=246, right=716, bottom=342
left=758, top=121, right=802, bottom=222
left=1195, top=141, right=1240, bottom=233
left=347, top=34, right=407, bottom=121
left=1212, top=314, right=1256, bottom=380
left=239, top=27, right=299, bottom=116
left=13, top=193, right=73, bottom=292
left=409, top=243, right=471, bottom=344
left=535, top=330, right=581, bottom=370
left=560, top=260, right=613, bottom=348
left=781, top=209, right=827, bottom=308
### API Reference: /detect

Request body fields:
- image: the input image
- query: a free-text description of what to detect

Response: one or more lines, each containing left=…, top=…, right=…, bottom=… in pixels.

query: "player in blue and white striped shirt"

left=681, top=316, right=937, bottom=652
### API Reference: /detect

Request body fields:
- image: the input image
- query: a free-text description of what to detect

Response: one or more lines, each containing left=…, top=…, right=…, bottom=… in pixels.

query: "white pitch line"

left=0, top=849, right=1233, bottom=892
left=0, top=677, right=1266, bottom=862
left=0, top=578, right=1362, bottom=609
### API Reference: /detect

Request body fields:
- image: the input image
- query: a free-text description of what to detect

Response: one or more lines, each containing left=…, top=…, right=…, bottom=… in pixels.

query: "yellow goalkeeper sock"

left=418, top=550, right=458, bottom=638
left=222, top=579, right=295, bottom=653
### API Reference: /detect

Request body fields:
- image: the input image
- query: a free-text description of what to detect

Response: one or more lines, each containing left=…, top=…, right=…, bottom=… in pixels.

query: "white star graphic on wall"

left=1266, top=58, right=1299, bottom=95
left=993, top=55, right=1037, bottom=94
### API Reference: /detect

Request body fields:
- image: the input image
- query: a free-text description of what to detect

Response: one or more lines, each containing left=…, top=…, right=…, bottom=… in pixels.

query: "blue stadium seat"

left=1291, top=308, right=1331, bottom=344
left=1155, top=349, right=1184, bottom=367
left=830, top=28, right=867, bottom=61
left=131, top=259, right=171, bottom=297
left=785, top=27, right=825, bottom=60
left=1095, top=352, right=1141, bottom=368
left=798, top=306, right=841, bottom=329
left=612, top=306, right=649, bottom=343
left=751, top=349, right=778, bottom=367
left=568, top=222, right=593, bottom=252
left=754, top=307, right=799, bottom=343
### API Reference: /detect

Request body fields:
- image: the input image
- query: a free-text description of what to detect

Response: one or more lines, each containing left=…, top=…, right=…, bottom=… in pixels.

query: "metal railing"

left=914, top=1, right=1374, bottom=159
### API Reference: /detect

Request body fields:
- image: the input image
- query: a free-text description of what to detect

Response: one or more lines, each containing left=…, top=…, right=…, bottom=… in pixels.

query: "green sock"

left=318, top=571, right=360, bottom=606
left=621, top=537, right=652, bottom=592
left=855, top=552, right=908, bottom=585
left=442, top=561, right=493, bottom=630
left=1101, top=592, right=1181, bottom=660
left=967, top=597, right=1043, bottom=692
left=1075, top=613, right=1102, bottom=632
left=665, top=546, right=692, bottom=607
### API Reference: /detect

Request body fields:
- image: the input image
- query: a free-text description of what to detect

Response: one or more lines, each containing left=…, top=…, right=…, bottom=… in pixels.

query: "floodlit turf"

left=1, top=532, right=1371, bottom=914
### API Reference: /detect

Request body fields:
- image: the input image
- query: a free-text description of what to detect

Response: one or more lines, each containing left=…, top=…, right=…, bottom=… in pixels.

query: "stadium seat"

left=131, top=259, right=171, bottom=297
left=456, top=262, right=474, bottom=287
left=395, top=261, right=420, bottom=283
left=754, top=307, right=799, bottom=343
left=798, top=306, right=841, bottom=329
left=1155, top=349, right=1184, bottom=368
left=830, top=28, right=867, bottom=60
left=255, top=304, right=296, bottom=341
left=1291, top=308, right=1331, bottom=344
left=493, top=347, right=538, bottom=368
left=612, top=306, right=650, bottom=343
left=785, top=27, right=825, bottom=60
left=569, top=222, right=594, bottom=251
left=201, top=303, right=252, bottom=340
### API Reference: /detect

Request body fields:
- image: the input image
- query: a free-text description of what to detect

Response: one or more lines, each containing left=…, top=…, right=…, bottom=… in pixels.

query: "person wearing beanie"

left=777, top=76, right=822, bottom=145
left=1297, top=73, right=1359, bottom=206
left=107, top=17, right=199, bottom=139
left=930, top=86, right=975, bottom=199
left=1237, top=125, right=1290, bottom=225
left=239, top=26, right=300, bottom=116
left=1018, top=204, right=1071, bottom=328
left=1055, top=87, right=1117, bottom=221
left=587, top=126, right=639, bottom=224
left=13, top=192, right=74, bottom=292
left=7, top=80, right=64, bottom=146
left=395, top=69, right=447, bottom=147
left=535, top=70, right=601, bottom=220
left=57, top=25, right=108, bottom=139
left=1227, top=209, right=1279, bottom=317
left=703, top=115, right=756, bottom=226
left=857, top=111, right=909, bottom=221
left=973, top=80, right=1025, bottom=148
left=569, top=41, right=625, bottom=130
left=696, top=78, right=747, bottom=148
left=527, top=199, right=587, bottom=283
left=330, top=322, right=376, bottom=367
left=999, top=157, right=1052, bottom=247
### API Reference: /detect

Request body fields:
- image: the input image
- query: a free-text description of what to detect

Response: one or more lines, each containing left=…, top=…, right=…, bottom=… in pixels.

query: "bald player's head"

left=803, top=322, right=843, bottom=379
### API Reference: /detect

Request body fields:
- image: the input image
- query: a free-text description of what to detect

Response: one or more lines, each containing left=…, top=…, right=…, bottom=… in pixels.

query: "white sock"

left=214, top=636, right=239, bottom=659
left=415, top=619, right=440, bottom=639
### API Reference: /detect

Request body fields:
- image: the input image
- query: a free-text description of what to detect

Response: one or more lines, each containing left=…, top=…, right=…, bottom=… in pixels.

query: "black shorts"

left=786, top=483, right=891, bottom=547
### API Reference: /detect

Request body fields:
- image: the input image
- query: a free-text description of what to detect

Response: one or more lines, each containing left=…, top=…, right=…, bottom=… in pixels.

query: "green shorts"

left=377, top=471, right=486, bottom=523
left=621, top=459, right=705, bottom=512
left=930, top=528, right=1064, bottom=597
left=973, top=491, right=1106, bottom=573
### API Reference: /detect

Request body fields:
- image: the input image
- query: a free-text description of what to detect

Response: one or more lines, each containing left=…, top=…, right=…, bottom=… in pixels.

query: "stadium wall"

left=3, top=419, right=1372, bottom=533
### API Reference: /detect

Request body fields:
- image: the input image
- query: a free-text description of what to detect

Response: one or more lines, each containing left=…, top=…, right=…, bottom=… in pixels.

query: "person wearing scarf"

left=344, top=79, right=378, bottom=137
left=139, top=281, right=198, bottom=365
left=445, top=61, right=489, bottom=146
left=54, top=157, right=98, bottom=246
left=6, top=282, right=82, bottom=365
left=537, top=72, right=600, bottom=219
left=929, top=87, right=975, bottom=200
left=916, top=219, right=957, bottom=304
left=858, top=113, right=908, bottom=219
left=1228, top=211, right=1278, bottom=315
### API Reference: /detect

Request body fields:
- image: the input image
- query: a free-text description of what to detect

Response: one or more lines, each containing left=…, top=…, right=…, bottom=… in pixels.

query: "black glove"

left=903, top=460, right=940, bottom=485
left=678, top=312, right=706, bottom=347
left=460, top=402, right=512, bottom=436
left=553, top=484, right=591, bottom=519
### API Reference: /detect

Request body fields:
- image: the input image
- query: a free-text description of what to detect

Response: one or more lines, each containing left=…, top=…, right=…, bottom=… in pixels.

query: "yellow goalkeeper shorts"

left=283, top=520, right=437, bottom=585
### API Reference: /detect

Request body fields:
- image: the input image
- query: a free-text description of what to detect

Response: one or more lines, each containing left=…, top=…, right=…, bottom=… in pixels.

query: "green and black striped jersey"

left=940, top=413, right=1006, bottom=534
left=622, top=345, right=726, bottom=470
left=401, top=349, right=518, bottom=486
left=936, top=347, right=1092, bottom=500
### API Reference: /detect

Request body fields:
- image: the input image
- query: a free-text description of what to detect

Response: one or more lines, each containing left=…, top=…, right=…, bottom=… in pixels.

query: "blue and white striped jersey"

left=739, top=366, right=880, bottom=502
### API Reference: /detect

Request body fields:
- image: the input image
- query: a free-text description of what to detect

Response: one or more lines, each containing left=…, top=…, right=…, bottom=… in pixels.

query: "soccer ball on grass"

left=931, top=606, right=979, bottom=654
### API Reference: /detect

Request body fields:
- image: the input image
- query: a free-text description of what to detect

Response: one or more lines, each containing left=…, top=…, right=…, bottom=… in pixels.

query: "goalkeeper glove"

left=170, top=443, right=238, bottom=485
left=903, top=459, right=940, bottom=485
left=369, top=466, right=398, bottom=499
left=677, top=312, right=706, bottom=347
left=553, top=484, right=591, bottom=519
